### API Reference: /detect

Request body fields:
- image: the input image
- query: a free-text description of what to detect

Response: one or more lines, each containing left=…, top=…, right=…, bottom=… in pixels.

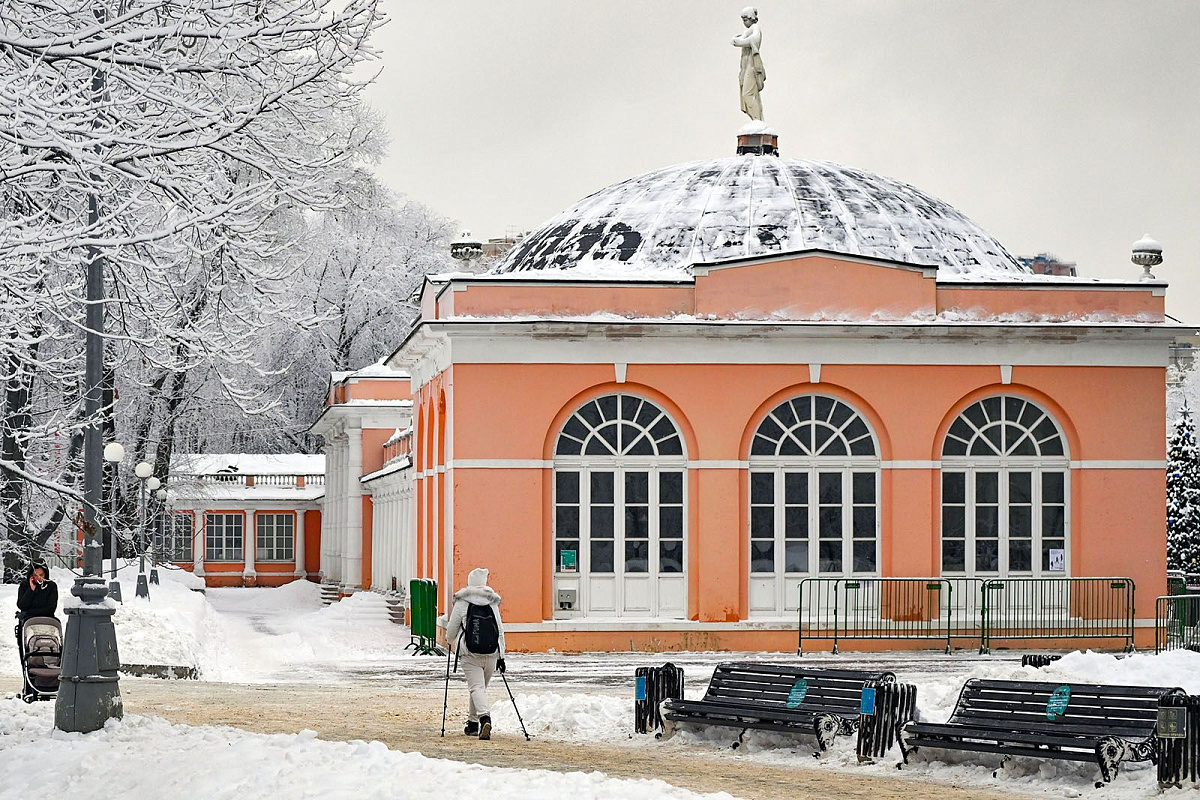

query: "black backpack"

left=463, top=602, right=499, bottom=654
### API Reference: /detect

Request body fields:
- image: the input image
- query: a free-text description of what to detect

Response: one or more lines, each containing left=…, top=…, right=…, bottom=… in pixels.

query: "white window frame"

left=748, top=395, right=881, bottom=616
left=255, top=512, right=295, bottom=562
left=204, top=513, right=244, bottom=562
left=939, top=396, right=1070, bottom=578
left=153, top=512, right=194, bottom=563
left=553, top=393, right=688, bottom=619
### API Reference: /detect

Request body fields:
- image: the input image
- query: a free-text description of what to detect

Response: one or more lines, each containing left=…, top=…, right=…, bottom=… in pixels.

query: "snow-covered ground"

left=6, top=576, right=1200, bottom=797
left=0, top=700, right=735, bottom=800
left=0, top=565, right=414, bottom=682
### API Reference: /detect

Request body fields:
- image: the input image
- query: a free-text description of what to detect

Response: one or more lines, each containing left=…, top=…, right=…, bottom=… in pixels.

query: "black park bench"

left=661, top=662, right=911, bottom=756
left=902, top=679, right=1185, bottom=786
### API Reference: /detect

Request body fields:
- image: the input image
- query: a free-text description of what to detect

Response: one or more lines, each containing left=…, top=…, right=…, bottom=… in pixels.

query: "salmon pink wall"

left=450, top=283, right=694, bottom=319
left=345, top=378, right=411, bottom=402
left=438, top=360, right=1166, bottom=625
left=452, top=468, right=545, bottom=623
left=937, top=286, right=1164, bottom=319
left=305, top=510, right=321, bottom=579
left=361, top=428, right=392, bottom=474
left=694, top=256, right=935, bottom=319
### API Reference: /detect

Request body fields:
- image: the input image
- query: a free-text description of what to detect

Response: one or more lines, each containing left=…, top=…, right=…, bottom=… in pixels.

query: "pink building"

left=368, top=132, right=1177, bottom=651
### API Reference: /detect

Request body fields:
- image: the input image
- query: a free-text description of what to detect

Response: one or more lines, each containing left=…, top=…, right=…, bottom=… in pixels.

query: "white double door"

left=560, top=466, right=686, bottom=618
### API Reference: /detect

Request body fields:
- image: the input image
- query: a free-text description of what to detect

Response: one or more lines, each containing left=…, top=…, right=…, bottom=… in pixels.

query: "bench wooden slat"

left=668, top=701, right=854, bottom=724
left=707, top=684, right=864, bottom=702
left=906, top=735, right=1101, bottom=763
left=915, top=717, right=1156, bottom=740
left=962, top=680, right=1172, bottom=699
left=953, top=707, right=1157, bottom=728
left=960, top=695, right=1166, bottom=714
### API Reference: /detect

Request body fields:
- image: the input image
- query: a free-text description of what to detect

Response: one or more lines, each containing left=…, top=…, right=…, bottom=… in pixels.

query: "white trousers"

left=460, top=651, right=498, bottom=721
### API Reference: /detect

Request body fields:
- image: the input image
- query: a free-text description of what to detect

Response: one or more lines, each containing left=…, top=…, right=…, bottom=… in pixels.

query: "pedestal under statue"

left=731, top=6, right=766, bottom=121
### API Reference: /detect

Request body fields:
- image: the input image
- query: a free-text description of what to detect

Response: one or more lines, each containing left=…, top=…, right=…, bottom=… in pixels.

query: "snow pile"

left=1035, top=649, right=1200, bottom=693
left=0, top=565, right=229, bottom=679
left=492, top=692, right=634, bottom=742
left=201, top=584, right=413, bottom=681
left=0, top=701, right=737, bottom=800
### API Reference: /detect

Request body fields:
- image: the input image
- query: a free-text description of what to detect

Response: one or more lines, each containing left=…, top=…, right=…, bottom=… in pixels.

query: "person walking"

left=443, top=567, right=505, bottom=740
left=15, top=564, right=58, bottom=700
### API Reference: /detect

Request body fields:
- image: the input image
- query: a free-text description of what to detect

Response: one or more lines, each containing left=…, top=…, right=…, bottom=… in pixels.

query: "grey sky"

left=364, top=1, right=1199, bottom=320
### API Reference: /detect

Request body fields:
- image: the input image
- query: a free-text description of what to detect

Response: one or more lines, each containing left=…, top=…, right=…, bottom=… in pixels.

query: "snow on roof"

left=493, top=155, right=1029, bottom=279
left=167, top=483, right=326, bottom=503
left=437, top=311, right=1173, bottom=327
left=383, top=427, right=413, bottom=447
left=439, top=259, right=694, bottom=284
left=361, top=456, right=412, bottom=484
left=331, top=363, right=411, bottom=384
left=339, top=399, right=413, bottom=407
left=170, top=454, right=325, bottom=476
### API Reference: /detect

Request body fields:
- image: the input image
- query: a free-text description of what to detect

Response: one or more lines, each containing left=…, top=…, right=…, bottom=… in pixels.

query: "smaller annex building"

left=366, top=132, right=1178, bottom=651
left=162, top=454, right=324, bottom=587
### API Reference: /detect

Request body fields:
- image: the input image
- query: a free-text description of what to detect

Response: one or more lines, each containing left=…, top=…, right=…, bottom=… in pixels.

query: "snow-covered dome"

left=494, top=155, right=1028, bottom=277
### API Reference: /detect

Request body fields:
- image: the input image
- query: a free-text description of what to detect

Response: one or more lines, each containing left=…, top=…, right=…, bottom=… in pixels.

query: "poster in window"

left=560, top=549, right=578, bottom=573
left=1048, top=548, right=1066, bottom=572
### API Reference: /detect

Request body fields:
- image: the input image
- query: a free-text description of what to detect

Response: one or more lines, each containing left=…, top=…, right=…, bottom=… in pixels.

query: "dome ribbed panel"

left=494, top=156, right=1026, bottom=277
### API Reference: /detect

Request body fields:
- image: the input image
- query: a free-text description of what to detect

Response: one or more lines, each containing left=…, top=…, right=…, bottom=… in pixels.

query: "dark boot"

left=464, top=720, right=479, bottom=736
left=478, top=714, right=492, bottom=740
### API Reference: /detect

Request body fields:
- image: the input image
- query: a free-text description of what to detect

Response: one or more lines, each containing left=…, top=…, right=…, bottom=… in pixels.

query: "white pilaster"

left=243, top=511, right=256, bottom=584
left=193, top=510, right=205, bottom=577
left=293, top=510, right=306, bottom=578
left=344, top=425, right=364, bottom=589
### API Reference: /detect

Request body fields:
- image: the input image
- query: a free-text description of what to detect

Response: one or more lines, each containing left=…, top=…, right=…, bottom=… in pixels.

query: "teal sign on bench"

left=1046, top=685, right=1071, bottom=720
left=635, top=676, right=647, bottom=701
left=860, top=687, right=877, bottom=716
left=786, top=679, right=809, bottom=708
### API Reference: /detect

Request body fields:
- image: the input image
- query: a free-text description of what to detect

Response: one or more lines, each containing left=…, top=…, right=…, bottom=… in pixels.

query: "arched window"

left=554, top=394, right=683, bottom=457
left=940, top=396, right=1069, bottom=577
left=748, top=395, right=880, bottom=616
left=553, top=394, right=686, bottom=619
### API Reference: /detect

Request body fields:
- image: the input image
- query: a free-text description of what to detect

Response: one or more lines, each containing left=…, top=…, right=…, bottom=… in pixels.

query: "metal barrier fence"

left=978, top=577, right=1135, bottom=654
left=798, top=576, right=1136, bottom=654
left=1157, top=594, right=1200, bottom=654
left=1158, top=694, right=1200, bottom=788
left=797, top=578, right=984, bottom=654
left=405, top=578, right=445, bottom=656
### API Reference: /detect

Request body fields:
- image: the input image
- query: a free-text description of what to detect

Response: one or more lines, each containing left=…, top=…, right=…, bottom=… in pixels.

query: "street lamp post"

left=55, top=166, right=123, bottom=733
left=102, top=442, right=125, bottom=602
left=135, top=461, right=152, bottom=599
left=150, top=484, right=165, bottom=584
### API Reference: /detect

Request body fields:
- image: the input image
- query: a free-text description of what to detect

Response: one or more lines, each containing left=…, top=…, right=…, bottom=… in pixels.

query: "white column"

left=293, top=509, right=306, bottom=578
left=319, top=440, right=333, bottom=582
left=332, top=434, right=346, bottom=584
left=324, top=443, right=334, bottom=582
left=243, top=511, right=256, bottom=585
left=192, top=509, right=205, bottom=577
left=344, top=426, right=364, bottom=589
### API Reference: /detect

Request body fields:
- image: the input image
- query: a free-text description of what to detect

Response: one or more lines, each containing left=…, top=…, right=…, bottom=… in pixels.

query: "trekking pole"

left=439, top=643, right=452, bottom=737
left=499, top=669, right=531, bottom=741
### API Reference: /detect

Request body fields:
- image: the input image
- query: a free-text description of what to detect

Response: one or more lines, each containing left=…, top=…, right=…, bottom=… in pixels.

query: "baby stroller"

left=16, top=615, right=62, bottom=702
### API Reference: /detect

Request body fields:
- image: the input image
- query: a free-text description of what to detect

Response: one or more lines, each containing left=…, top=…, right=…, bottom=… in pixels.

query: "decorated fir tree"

left=1167, top=403, right=1200, bottom=572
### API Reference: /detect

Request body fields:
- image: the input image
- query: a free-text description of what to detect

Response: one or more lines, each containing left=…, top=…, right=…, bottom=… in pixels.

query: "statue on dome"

left=731, top=6, right=766, bottom=121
